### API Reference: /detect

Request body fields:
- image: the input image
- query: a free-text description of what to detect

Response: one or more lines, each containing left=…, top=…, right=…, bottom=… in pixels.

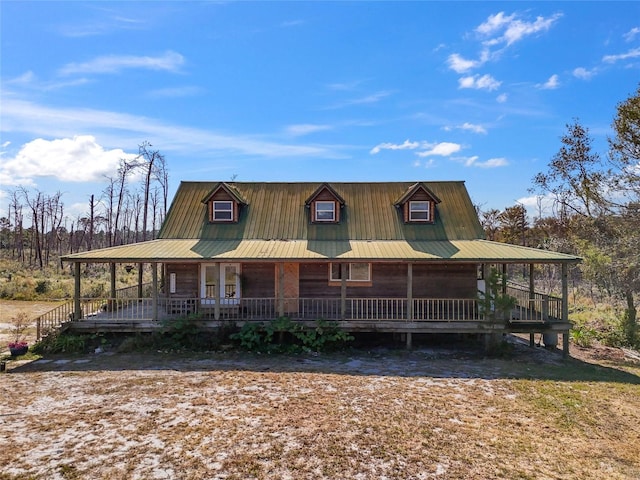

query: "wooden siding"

left=242, top=263, right=275, bottom=297
left=164, top=263, right=198, bottom=297
left=163, top=262, right=477, bottom=301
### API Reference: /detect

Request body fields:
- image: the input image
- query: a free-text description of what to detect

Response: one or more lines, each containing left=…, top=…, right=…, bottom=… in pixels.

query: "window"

left=330, top=263, right=371, bottom=282
left=409, top=201, right=430, bottom=221
left=315, top=201, right=336, bottom=222
left=213, top=201, right=233, bottom=221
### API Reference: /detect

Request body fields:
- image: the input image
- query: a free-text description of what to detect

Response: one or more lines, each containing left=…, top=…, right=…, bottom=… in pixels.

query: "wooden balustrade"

left=35, top=291, right=564, bottom=335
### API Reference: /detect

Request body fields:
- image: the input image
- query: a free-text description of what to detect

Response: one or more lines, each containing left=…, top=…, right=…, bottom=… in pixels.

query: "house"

left=57, top=181, right=580, bottom=353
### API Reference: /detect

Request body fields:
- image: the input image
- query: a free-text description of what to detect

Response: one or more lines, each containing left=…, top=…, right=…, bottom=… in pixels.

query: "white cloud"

left=573, top=67, right=596, bottom=80
left=59, top=51, right=185, bottom=76
left=539, top=74, right=560, bottom=89
left=463, top=156, right=508, bottom=168
left=458, top=74, right=501, bottom=91
left=447, top=53, right=481, bottom=73
left=416, top=142, right=461, bottom=157
left=371, top=140, right=462, bottom=158
left=623, top=27, right=640, bottom=42
left=602, top=47, right=640, bottom=63
left=285, top=124, right=332, bottom=137
left=370, top=139, right=420, bottom=155
left=461, top=122, right=487, bottom=134
left=0, top=135, right=137, bottom=185
left=496, top=93, right=508, bottom=103
left=448, top=123, right=487, bottom=134
left=476, top=12, right=516, bottom=36
left=1, top=98, right=338, bottom=159
left=478, top=12, right=562, bottom=47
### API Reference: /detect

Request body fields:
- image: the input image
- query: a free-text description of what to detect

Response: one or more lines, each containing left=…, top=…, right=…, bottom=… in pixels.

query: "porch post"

left=562, top=262, right=570, bottom=358
left=406, top=263, right=413, bottom=349
left=340, top=263, right=347, bottom=320
left=152, top=262, right=158, bottom=321
left=137, top=262, right=144, bottom=298
left=278, top=263, right=285, bottom=318
left=110, top=263, right=117, bottom=298
left=214, top=262, right=221, bottom=321
left=529, top=263, right=535, bottom=347
left=74, top=262, right=82, bottom=320
left=407, top=263, right=413, bottom=321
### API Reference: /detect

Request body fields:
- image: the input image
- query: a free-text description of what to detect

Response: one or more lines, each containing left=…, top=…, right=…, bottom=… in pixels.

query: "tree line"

left=477, top=84, right=639, bottom=347
left=1, top=142, right=169, bottom=267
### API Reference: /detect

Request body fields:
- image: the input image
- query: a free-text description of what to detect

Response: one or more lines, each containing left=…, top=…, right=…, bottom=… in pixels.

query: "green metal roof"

left=62, top=181, right=581, bottom=264
left=158, top=181, right=485, bottom=241
left=62, top=238, right=581, bottom=263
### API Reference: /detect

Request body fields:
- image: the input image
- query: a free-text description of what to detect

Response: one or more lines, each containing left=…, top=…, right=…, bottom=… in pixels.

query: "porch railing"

left=506, top=283, right=562, bottom=323
left=37, top=291, right=565, bottom=337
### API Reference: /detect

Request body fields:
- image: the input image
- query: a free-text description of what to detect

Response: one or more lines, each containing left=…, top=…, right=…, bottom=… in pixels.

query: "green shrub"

left=230, top=317, right=353, bottom=353
left=32, top=332, right=87, bottom=354
left=570, top=325, right=597, bottom=347
left=35, top=280, right=50, bottom=294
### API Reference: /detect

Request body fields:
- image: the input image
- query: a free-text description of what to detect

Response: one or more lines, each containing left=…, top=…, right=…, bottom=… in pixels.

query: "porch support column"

left=529, top=263, right=535, bottom=348
left=110, top=263, right=117, bottom=298
left=562, top=262, right=570, bottom=358
left=74, top=262, right=82, bottom=320
left=407, top=263, right=413, bottom=321
left=340, top=263, right=347, bottom=321
left=214, top=263, right=221, bottom=321
left=406, top=263, right=413, bottom=349
left=152, top=262, right=158, bottom=322
left=137, top=263, right=144, bottom=298
left=278, top=263, right=285, bottom=318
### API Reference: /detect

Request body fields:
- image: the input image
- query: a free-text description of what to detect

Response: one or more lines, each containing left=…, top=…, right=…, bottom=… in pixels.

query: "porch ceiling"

left=61, top=239, right=581, bottom=264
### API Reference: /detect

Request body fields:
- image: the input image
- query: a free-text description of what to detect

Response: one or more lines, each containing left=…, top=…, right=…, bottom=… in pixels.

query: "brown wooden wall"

left=242, top=263, right=276, bottom=297
left=164, top=263, right=199, bottom=297
left=163, top=261, right=477, bottom=300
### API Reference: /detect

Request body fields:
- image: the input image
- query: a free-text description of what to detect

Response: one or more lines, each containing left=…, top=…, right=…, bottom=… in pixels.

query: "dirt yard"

left=1, top=301, right=639, bottom=480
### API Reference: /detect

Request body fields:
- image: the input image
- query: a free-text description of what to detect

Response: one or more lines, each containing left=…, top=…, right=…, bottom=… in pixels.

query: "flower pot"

left=9, top=345, right=28, bottom=356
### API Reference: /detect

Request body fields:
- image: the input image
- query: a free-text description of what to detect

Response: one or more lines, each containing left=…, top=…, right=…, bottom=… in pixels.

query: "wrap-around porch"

left=40, top=261, right=572, bottom=354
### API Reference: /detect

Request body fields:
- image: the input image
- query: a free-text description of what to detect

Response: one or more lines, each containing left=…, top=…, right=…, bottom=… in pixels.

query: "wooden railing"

left=36, top=291, right=564, bottom=336
left=506, top=283, right=562, bottom=323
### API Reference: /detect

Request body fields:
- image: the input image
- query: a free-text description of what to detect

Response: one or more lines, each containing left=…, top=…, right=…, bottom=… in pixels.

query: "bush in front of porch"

left=231, top=317, right=353, bottom=354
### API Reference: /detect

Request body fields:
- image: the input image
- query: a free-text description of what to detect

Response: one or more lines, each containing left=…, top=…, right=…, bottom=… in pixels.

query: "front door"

left=201, top=263, right=240, bottom=305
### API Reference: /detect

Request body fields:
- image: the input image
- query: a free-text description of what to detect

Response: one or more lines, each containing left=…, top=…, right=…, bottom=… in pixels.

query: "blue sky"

left=1, top=1, right=639, bottom=221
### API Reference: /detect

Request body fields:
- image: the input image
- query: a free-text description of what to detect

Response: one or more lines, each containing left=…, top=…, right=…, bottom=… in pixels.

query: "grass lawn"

left=1, top=341, right=639, bottom=480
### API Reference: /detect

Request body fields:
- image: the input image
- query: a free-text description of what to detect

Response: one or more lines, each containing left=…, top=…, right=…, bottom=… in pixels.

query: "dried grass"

left=1, top=347, right=639, bottom=480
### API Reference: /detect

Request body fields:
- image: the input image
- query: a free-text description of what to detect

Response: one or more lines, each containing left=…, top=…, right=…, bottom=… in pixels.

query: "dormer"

left=394, top=183, right=441, bottom=224
left=202, top=183, right=247, bottom=223
left=305, top=183, right=346, bottom=223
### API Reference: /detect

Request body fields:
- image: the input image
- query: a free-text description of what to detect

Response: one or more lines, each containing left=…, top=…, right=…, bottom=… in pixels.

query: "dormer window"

left=213, top=201, right=233, bottom=221
left=305, top=183, right=345, bottom=224
left=409, top=201, right=430, bottom=222
left=202, top=182, right=247, bottom=224
left=315, top=201, right=336, bottom=222
left=394, top=182, right=441, bottom=224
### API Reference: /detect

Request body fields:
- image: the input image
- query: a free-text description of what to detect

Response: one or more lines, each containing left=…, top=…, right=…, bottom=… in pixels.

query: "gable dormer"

left=305, top=183, right=346, bottom=223
left=202, top=183, right=247, bottom=223
left=394, top=182, right=441, bottom=224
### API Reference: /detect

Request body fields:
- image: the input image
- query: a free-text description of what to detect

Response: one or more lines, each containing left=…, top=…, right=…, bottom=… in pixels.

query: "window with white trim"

left=409, top=201, right=430, bottom=221
left=315, top=201, right=336, bottom=222
left=213, top=201, right=233, bottom=221
left=330, top=263, right=371, bottom=282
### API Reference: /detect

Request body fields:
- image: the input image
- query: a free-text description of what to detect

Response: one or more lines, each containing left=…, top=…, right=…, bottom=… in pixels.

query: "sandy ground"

left=1, top=301, right=639, bottom=479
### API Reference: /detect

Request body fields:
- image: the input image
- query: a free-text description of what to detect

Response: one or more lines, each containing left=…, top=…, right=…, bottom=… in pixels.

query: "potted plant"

left=7, top=312, right=29, bottom=356
left=8, top=341, right=28, bottom=356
